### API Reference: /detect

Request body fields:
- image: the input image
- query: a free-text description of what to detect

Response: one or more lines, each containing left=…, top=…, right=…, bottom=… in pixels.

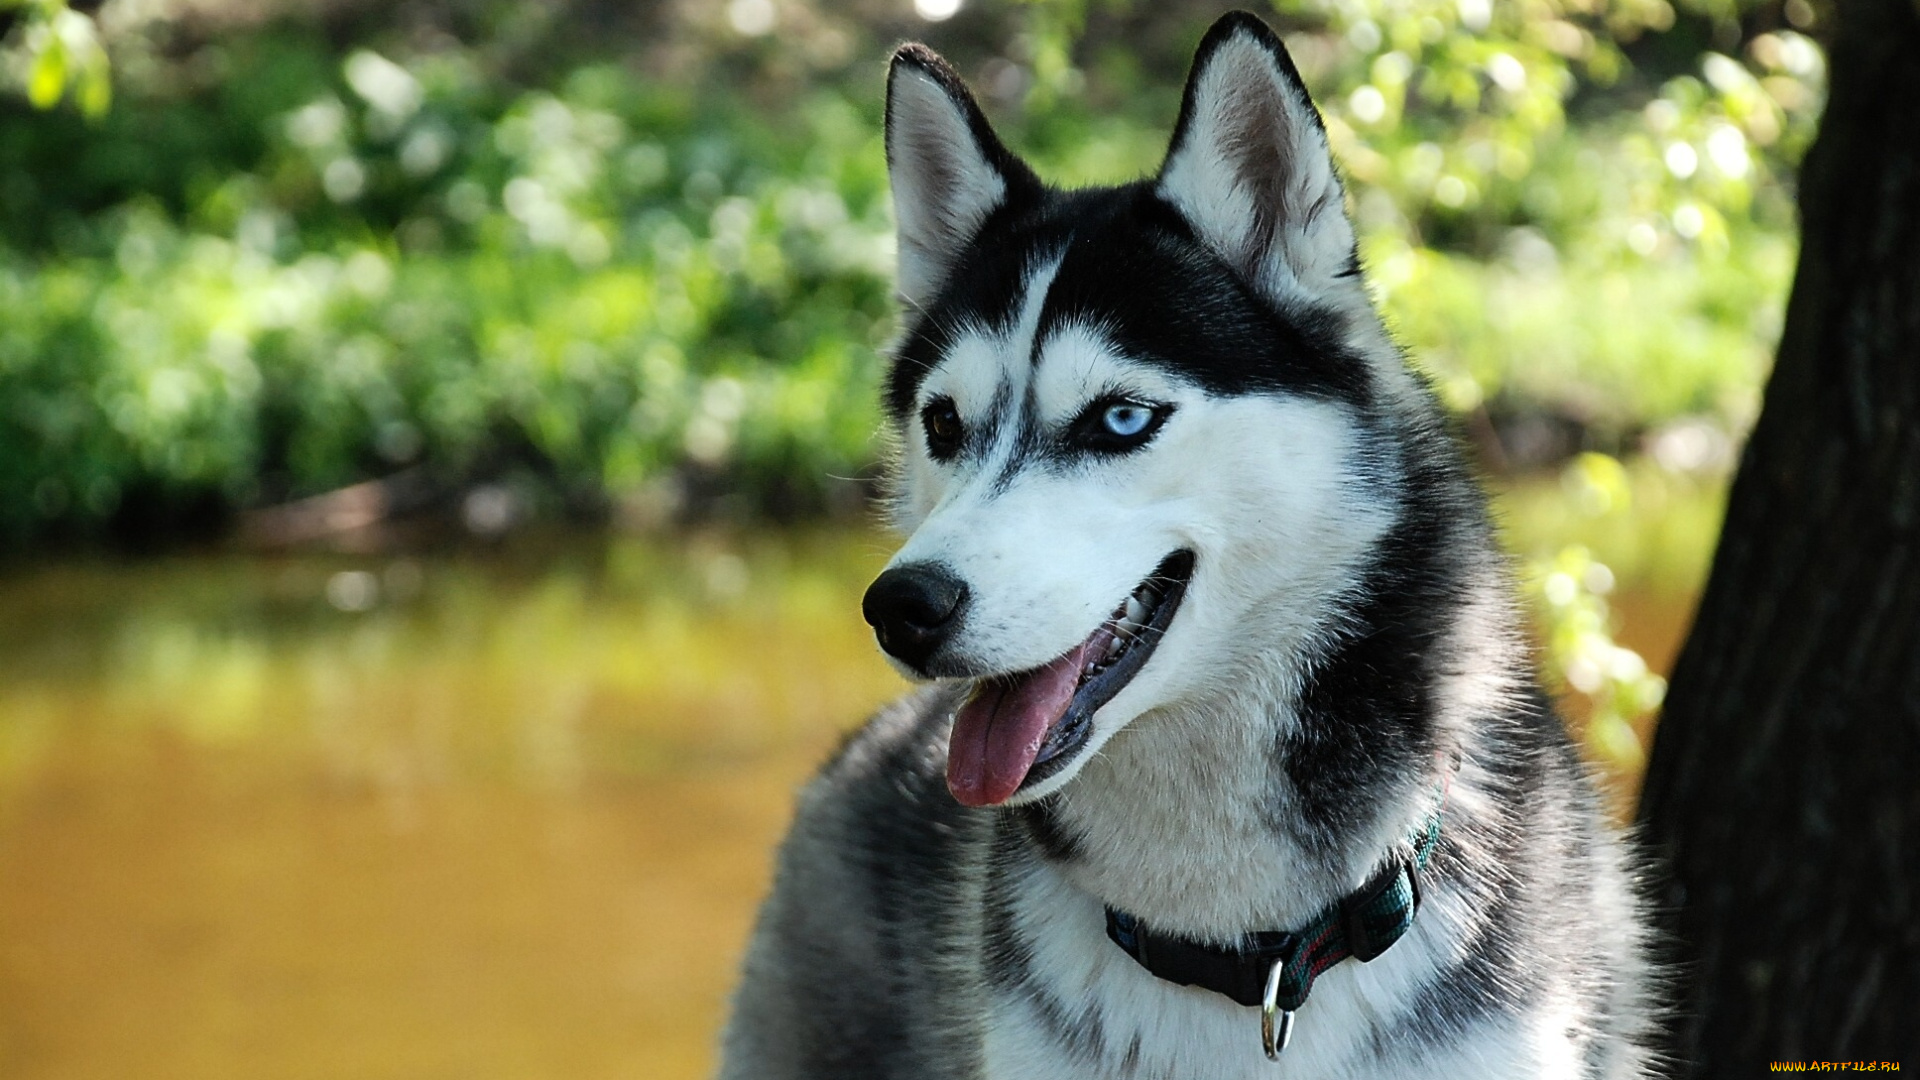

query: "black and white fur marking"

left=721, top=12, right=1657, bottom=1078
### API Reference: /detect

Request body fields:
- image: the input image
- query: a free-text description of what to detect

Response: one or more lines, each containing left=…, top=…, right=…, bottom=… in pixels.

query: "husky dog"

left=721, top=11, right=1655, bottom=1078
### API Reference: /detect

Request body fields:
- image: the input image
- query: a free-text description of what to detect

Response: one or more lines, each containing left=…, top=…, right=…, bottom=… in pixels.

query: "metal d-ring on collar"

left=1261, top=958, right=1294, bottom=1059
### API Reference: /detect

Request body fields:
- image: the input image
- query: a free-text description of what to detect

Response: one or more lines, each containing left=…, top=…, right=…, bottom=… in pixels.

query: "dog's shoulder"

left=797, top=682, right=993, bottom=911
left=720, top=686, right=990, bottom=1080
left=793, top=683, right=984, bottom=853
left=814, top=683, right=964, bottom=794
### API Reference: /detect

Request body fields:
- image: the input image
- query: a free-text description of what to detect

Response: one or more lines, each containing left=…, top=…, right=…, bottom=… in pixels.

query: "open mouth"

left=946, top=550, right=1195, bottom=807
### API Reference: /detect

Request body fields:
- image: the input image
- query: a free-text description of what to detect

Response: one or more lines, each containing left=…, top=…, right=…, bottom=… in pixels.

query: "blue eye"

left=1103, top=403, right=1153, bottom=438
left=1074, top=396, right=1170, bottom=452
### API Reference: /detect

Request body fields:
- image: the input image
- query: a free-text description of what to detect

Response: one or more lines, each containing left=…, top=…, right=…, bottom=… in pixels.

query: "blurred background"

left=0, top=0, right=1820, bottom=1075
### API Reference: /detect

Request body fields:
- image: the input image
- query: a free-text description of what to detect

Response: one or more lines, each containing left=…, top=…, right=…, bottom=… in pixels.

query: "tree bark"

left=1636, top=0, right=1920, bottom=1069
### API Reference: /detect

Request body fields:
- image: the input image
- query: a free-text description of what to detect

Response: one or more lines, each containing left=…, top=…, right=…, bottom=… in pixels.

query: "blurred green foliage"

left=3, top=18, right=901, bottom=536
left=0, top=0, right=110, bottom=116
left=0, top=0, right=1823, bottom=547
left=1506, top=453, right=1700, bottom=774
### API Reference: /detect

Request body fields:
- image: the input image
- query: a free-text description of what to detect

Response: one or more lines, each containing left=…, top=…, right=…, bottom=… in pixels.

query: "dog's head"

left=866, top=12, right=1403, bottom=807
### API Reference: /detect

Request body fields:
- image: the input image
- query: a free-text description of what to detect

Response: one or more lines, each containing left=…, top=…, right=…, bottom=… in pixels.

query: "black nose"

left=862, top=563, right=969, bottom=669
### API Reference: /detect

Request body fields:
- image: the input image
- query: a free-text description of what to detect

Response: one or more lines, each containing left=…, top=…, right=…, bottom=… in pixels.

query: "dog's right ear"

left=886, top=45, right=1038, bottom=311
left=1157, top=12, right=1357, bottom=307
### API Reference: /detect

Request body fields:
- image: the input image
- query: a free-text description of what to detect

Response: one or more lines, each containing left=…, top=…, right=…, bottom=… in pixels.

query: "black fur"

left=1280, top=403, right=1474, bottom=855
left=888, top=185, right=1372, bottom=428
left=1013, top=798, right=1086, bottom=864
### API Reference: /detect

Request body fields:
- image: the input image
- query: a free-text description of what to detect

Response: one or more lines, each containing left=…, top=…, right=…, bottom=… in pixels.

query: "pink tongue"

left=947, top=641, right=1094, bottom=807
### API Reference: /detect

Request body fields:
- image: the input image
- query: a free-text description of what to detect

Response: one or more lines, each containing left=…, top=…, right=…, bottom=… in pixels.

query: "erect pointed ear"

left=1158, top=13, right=1358, bottom=305
left=886, top=44, right=1039, bottom=311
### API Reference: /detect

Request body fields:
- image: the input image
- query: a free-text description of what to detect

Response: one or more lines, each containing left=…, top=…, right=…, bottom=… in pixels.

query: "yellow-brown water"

left=0, top=512, right=1702, bottom=1080
left=0, top=531, right=907, bottom=1080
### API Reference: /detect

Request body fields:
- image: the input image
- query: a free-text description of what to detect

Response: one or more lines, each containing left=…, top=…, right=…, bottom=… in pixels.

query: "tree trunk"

left=1635, top=0, right=1920, bottom=1068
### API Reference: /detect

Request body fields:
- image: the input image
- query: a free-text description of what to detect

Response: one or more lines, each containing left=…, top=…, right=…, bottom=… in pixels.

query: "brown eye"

left=921, top=398, right=964, bottom=459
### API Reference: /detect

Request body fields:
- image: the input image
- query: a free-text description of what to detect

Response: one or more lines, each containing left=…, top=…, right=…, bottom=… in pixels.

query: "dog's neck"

left=1010, top=532, right=1513, bottom=943
left=1013, top=687, right=1419, bottom=940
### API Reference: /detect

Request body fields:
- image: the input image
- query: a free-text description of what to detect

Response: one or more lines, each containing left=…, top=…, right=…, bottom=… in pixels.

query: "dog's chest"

left=970, top=854, right=1580, bottom=1080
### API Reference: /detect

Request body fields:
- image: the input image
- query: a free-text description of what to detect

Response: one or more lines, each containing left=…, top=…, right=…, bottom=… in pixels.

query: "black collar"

left=1103, top=811, right=1441, bottom=1015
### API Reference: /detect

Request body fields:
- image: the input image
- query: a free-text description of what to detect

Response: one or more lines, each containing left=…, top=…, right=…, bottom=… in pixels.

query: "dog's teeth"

left=1125, top=595, right=1148, bottom=625
left=1106, top=635, right=1125, bottom=659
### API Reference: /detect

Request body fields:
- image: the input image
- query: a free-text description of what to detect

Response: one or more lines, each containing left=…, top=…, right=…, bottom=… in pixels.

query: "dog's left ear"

left=1158, top=12, right=1357, bottom=304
